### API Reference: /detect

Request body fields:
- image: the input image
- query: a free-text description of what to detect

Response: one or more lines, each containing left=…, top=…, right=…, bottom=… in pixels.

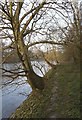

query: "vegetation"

left=54, top=64, right=80, bottom=118
left=10, top=63, right=80, bottom=118
left=1, top=0, right=81, bottom=90
left=1, top=0, right=81, bottom=119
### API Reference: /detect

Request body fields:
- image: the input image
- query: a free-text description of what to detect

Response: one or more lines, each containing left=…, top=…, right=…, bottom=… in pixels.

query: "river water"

left=2, top=61, right=50, bottom=119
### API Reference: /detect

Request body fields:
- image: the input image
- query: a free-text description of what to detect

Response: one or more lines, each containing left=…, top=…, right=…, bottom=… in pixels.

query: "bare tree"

left=0, top=0, right=80, bottom=91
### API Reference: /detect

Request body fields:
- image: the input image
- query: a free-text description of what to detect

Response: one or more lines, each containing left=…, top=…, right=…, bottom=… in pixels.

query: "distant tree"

left=63, top=1, right=80, bottom=63
left=0, top=0, right=80, bottom=91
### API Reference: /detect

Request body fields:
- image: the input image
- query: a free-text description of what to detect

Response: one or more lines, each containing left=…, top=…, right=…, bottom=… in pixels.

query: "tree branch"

left=20, top=1, right=46, bottom=35
left=28, top=40, right=66, bottom=48
left=14, top=2, right=23, bottom=20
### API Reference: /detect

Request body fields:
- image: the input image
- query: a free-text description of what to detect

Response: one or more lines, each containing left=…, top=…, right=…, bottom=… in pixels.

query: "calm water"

left=2, top=61, right=50, bottom=118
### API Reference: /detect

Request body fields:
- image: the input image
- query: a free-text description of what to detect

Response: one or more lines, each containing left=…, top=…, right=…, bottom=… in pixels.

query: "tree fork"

left=15, top=36, right=45, bottom=90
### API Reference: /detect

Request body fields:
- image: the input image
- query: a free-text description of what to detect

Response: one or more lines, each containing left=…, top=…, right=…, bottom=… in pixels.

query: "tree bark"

left=14, top=35, right=45, bottom=90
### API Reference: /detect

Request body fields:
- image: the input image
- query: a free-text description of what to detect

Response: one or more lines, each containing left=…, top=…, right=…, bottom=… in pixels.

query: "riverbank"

left=9, top=63, right=80, bottom=118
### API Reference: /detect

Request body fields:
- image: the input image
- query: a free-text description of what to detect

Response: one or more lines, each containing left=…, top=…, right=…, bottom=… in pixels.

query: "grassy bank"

left=10, top=63, right=80, bottom=118
left=53, top=64, right=80, bottom=118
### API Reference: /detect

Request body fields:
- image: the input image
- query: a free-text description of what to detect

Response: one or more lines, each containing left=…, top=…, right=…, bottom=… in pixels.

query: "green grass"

left=10, top=63, right=80, bottom=118
left=51, top=64, right=80, bottom=118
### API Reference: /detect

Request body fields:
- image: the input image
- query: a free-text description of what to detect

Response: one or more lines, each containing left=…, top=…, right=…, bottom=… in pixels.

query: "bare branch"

left=28, top=40, right=66, bottom=48
left=20, top=1, right=46, bottom=35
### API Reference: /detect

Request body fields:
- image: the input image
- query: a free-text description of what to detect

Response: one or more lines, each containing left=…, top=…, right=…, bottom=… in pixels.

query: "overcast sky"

left=1, top=0, right=81, bottom=51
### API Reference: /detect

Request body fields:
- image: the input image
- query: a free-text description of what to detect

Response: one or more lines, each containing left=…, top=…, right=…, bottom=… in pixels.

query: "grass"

left=50, top=64, right=80, bottom=118
left=9, top=63, right=80, bottom=118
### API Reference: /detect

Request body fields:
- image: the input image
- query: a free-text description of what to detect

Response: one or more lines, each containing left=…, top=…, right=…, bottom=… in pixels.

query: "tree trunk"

left=15, top=35, right=45, bottom=90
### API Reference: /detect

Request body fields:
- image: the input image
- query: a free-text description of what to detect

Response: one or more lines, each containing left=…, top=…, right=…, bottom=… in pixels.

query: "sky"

left=1, top=0, right=81, bottom=51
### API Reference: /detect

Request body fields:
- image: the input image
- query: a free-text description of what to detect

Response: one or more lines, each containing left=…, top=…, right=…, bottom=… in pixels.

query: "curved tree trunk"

left=11, top=8, right=45, bottom=90
left=8, top=1, right=46, bottom=91
left=28, top=70, right=45, bottom=90
left=15, top=35, right=45, bottom=90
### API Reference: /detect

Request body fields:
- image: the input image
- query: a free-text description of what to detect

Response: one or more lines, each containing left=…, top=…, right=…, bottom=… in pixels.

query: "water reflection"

left=2, top=61, right=50, bottom=118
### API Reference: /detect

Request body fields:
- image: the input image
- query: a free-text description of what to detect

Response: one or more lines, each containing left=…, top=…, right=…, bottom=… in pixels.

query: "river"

left=2, top=61, right=50, bottom=119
